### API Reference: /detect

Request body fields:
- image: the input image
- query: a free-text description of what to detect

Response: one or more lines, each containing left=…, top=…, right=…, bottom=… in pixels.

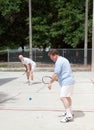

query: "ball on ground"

left=29, top=97, right=32, bottom=100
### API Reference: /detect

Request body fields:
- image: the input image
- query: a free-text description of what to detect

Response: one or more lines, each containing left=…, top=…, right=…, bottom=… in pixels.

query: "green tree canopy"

left=0, top=0, right=93, bottom=49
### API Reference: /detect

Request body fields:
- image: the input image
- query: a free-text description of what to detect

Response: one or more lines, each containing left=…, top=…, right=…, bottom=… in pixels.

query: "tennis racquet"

left=42, top=76, right=52, bottom=84
left=36, top=76, right=57, bottom=92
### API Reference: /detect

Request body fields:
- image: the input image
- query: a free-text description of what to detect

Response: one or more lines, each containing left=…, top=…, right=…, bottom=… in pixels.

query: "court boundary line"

left=0, top=108, right=94, bottom=113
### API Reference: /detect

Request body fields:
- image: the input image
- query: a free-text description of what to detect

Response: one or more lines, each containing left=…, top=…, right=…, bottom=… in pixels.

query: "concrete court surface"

left=0, top=70, right=94, bottom=130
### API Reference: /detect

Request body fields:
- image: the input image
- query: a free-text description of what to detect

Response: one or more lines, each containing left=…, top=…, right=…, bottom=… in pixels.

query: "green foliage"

left=0, top=0, right=93, bottom=49
left=0, top=0, right=22, bottom=16
left=32, top=0, right=92, bottom=48
left=0, top=0, right=28, bottom=49
left=58, top=2, right=85, bottom=47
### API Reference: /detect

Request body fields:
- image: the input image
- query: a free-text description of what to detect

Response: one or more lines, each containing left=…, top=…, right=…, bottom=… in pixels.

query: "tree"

left=32, top=0, right=92, bottom=48
left=0, top=0, right=28, bottom=49
left=0, top=0, right=93, bottom=49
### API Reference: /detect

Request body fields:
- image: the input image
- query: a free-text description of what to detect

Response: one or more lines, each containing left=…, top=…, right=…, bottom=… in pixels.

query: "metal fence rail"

left=0, top=48, right=92, bottom=64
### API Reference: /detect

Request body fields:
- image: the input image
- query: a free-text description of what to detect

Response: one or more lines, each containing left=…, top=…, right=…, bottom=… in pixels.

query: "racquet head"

left=42, top=76, right=52, bottom=84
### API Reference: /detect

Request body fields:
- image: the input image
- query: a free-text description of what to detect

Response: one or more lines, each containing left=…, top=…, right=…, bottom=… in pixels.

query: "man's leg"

left=31, top=64, right=36, bottom=80
left=60, top=97, right=73, bottom=123
left=60, top=85, right=74, bottom=122
left=26, top=71, right=30, bottom=80
left=31, top=72, right=33, bottom=80
left=60, top=97, right=73, bottom=117
left=25, top=71, right=31, bottom=85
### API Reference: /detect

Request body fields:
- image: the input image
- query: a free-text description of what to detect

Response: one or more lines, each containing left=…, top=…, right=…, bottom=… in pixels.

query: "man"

left=18, top=55, right=36, bottom=83
left=48, top=49, right=75, bottom=123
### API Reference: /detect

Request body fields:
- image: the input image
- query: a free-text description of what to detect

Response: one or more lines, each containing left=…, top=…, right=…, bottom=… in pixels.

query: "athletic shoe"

left=26, top=80, right=30, bottom=85
left=60, top=116, right=73, bottom=123
left=58, top=112, right=66, bottom=117
left=58, top=112, right=74, bottom=117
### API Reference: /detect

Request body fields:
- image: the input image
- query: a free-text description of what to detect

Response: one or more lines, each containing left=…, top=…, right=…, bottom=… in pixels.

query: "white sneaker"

left=58, top=112, right=74, bottom=117
left=60, top=116, right=73, bottom=123
left=26, top=80, right=30, bottom=85
left=58, top=112, right=66, bottom=117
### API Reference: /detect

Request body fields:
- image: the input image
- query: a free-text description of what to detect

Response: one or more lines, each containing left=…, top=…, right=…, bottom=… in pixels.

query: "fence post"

left=35, top=48, right=37, bottom=61
left=92, top=0, right=94, bottom=71
left=7, top=48, right=9, bottom=67
left=84, top=0, right=88, bottom=66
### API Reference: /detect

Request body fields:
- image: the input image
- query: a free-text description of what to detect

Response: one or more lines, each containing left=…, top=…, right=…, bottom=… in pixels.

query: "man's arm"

left=48, top=73, right=58, bottom=90
left=50, top=73, right=58, bottom=83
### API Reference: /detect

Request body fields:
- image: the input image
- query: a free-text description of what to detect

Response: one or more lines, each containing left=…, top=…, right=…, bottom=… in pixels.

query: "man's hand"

left=48, top=83, right=52, bottom=90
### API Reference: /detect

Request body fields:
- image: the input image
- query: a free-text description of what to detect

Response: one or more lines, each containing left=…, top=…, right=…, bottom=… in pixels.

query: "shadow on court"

left=0, top=77, right=17, bottom=86
left=74, top=111, right=85, bottom=119
left=0, top=91, right=18, bottom=104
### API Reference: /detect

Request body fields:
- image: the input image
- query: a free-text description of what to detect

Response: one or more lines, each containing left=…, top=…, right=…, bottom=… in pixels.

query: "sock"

left=27, top=79, right=30, bottom=82
left=66, top=108, right=73, bottom=117
left=70, top=106, right=73, bottom=115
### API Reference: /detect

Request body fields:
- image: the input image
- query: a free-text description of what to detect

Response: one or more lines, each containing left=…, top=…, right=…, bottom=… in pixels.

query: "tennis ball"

left=29, top=97, right=32, bottom=100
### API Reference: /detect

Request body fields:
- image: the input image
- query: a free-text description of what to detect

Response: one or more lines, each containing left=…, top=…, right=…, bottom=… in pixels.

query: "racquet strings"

left=42, top=76, right=52, bottom=84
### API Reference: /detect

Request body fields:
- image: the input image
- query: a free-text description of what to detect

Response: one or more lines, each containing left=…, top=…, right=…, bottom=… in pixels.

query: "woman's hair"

left=48, top=49, right=59, bottom=56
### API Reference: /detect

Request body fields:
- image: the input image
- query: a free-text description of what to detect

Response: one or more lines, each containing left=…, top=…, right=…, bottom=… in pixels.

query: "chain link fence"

left=0, top=48, right=92, bottom=64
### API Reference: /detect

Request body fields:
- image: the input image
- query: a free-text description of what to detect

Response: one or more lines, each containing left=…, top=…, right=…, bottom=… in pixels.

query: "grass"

left=0, top=63, right=8, bottom=68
